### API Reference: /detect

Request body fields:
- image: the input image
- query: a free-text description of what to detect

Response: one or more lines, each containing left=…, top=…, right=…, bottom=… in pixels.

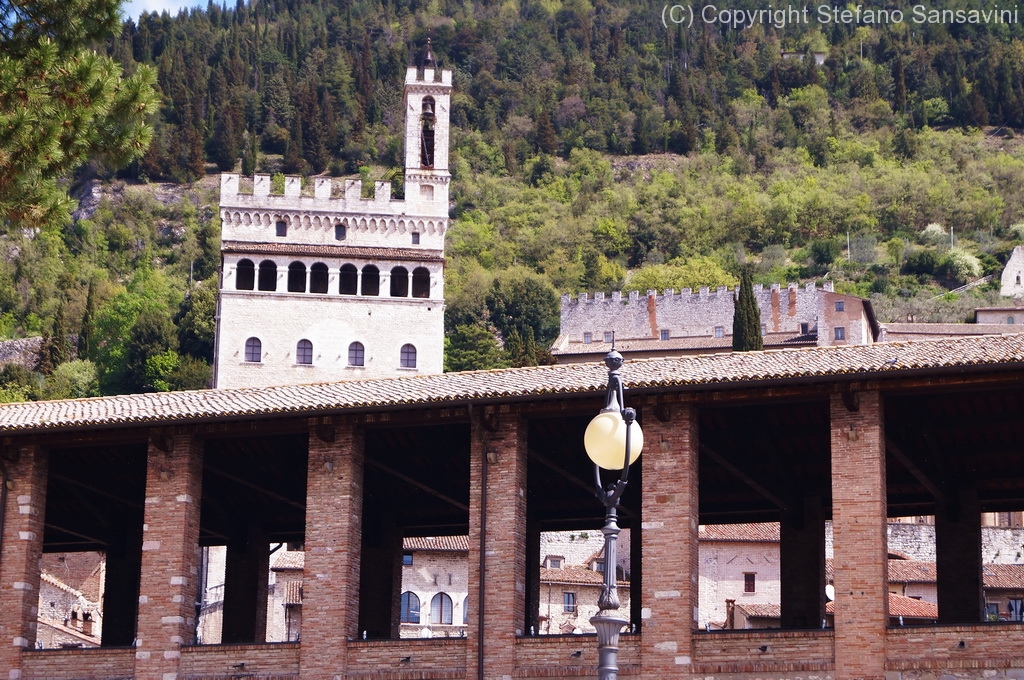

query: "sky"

left=122, top=0, right=207, bottom=20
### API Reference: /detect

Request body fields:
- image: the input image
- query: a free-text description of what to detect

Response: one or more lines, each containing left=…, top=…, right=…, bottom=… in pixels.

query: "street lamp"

left=584, top=346, right=643, bottom=680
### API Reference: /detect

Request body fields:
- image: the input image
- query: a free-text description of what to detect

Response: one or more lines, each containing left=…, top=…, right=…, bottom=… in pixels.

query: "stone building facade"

left=1000, top=245, right=1024, bottom=297
left=552, top=282, right=877, bottom=362
left=2, top=334, right=1024, bottom=680
left=214, top=59, right=451, bottom=388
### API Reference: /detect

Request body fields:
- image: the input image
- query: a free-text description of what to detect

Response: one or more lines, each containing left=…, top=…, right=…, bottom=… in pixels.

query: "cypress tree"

left=732, top=267, right=763, bottom=352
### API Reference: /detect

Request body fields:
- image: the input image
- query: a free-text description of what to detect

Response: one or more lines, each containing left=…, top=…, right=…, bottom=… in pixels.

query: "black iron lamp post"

left=583, top=346, right=643, bottom=680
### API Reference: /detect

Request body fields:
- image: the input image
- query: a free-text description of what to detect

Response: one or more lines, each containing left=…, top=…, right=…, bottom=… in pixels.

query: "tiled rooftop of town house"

left=0, top=333, right=1021, bottom=433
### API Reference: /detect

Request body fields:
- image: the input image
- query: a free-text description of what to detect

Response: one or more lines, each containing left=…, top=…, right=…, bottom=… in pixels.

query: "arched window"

left=258, top=260, right=278, bottom=291
left=420, top=97, right=436, bottom=168
left=236, top=259, right=255, bottom=290
left=296, top=339, right=313, bottom=365
left=390, top=266, right=409, bottom=297
left=430, top=592, right=452, bottom=625
left=310, top=263, right=329, bottom=294
left=412, top=267, right=430, bottom=298
left=1009, top=317, right=1016, bottom=325
left=348, top=342, right=364, bottom=366
left=401, top=592, right=420, bottom=624
left=287, top=262, right=307, bottom=293
left=275, top=220, right=288, bottom=237
left=340, top=264, right=358, bottom=295
left=335, top=223, right=347, bottom=241
left=463, top=596, right=469, bottom=625
left=401, top=344, right=417, bottom=368
left=244, top=337, right=261, bottom=363
left=361, top=265, right=380, bottom=296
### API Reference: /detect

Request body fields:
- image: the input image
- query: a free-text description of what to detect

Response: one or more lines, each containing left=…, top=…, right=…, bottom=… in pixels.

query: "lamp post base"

left=590, top=610, right=629, bottom=680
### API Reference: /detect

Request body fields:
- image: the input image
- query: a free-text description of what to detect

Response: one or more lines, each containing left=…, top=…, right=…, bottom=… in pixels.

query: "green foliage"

left=175, top=281, right=216, bottom=362
left=444, top=325, right=511, bottom=373
left=485, top=267, right=560, bottom=350
left=0, top=0, right=157, bottom=229
left=733, top=267, right=763, bottom=352
left=939, top=249, right=984, bottom=284
left=628, top=257, right=738, bottom=293
left=40, top=360, right=100, bottom=400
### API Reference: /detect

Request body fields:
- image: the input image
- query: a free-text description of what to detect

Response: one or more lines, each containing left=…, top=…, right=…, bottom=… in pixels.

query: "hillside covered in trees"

left=5, top=0, right=1024, bottom=397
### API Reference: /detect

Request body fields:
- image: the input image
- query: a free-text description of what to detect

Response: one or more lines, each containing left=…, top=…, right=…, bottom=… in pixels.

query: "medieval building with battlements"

left=214, top=53, right=451, bottom=388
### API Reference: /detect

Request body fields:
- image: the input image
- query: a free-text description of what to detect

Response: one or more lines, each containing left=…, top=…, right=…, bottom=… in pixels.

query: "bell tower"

left=403, top=39, right=452, bottom=215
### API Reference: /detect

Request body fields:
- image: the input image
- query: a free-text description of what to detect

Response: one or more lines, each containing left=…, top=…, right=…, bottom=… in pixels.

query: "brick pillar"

left=299, top=419, right=363, bottom=678
left=134, top=433, right=204, bottom=680
left=467, top=413, right=527, bottom=680
left=222, top=522, right=269, bottom=642
left=0, top=445, right=47, bottom=679
left=780, top=495, right=825, bottom=629
left=936, top=486, right=982, bottom=623
left=640, top=404, right=699, bottom=677
left=831, top=391, right=887, bottom=680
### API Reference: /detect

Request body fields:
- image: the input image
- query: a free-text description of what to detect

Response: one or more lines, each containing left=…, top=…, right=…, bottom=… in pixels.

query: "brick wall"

left=134, top=433, right=204, bottom=680
left=300, top=418, right=364, bottom=678
left=345, top=638, right=465, bottom=675
left=830, top=391, right=887, bottom=680
left=692, top=629, right=834, bottom=672
left=640, top=404, right=699, bottom=677
left=179, top=642, right=299, bottom=678
left=886, top=625, right=1024, bottom=671
left=0, top=444, right=48, bottom=679
left=514, top=634, right=640, bottom=677
left=21, top=647, right=134, bottom=679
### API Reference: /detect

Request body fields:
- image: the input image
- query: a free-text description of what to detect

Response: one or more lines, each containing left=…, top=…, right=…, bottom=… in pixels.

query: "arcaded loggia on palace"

left=214, top=59, right=451, bottom=387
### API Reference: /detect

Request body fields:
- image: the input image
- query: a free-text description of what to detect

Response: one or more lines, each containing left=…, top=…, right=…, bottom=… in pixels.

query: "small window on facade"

left=335, top=223, right=346, bottom=241
left=412, top=232, right=421, bottom=244
left=593, top=560, right=605, bottom=572
left=309, top=263, right=329, bottom=294
left=236, top=259, right=255, bottom=290
left=463, top=596, right=469, bottom=625
left=714, top=326, right=724, bottom=339
left=276, top=220, right=287, bottom=237
left=296, top=339, right=313, bottom=365
left=548, top=557, right=562, bottom=569
left=800, top=322, right=809, bottom=335
left=348, top=342, right=365, bottom=367
left=835, top=300, right=845, bottom=312
left=603, top=331, right=613, bottom=343
left=430, top=592, right=453, bottom=625
left=563, top=592, right=577, bottom=613
left=1018, top=275, right=1022, bottom=286
left=400, top=591, right=420, bottom=623
left=1009, top=316, right=1016, bottom=325
left=583, top=332, right=592, bottom=344
left=834, top=326, right=846, bottom=341
left=660, top=329, right=670, bottom=341
left=244, top=337, right=261, bottom=363
left=761, top=324, right=766, bottom=336
left=744, top=573, right=756, bottom=593
left=402, top=553, right=413, bottom=566
left=401, top=344, right=417, bottom=368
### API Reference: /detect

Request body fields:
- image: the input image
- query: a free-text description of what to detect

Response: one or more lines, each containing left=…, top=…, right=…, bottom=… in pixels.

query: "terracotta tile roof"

left=826, top=594, right=938, bottom=620
left=983, top=564, right=1024, bottom=589
left=736, top=603, right=780, bottom=618
left=271, top=551, right=304, bottom=571
left=282, top=581, right=302, bottom=605
left=222, top=240, right=444, bottom=263
left=699, top=523, right=780, bottom=542
left=539, top=565, right=628, bottom=586
left=403, top=536, right=470, bottom=552
left=554, top=332, right=815, bottom=356
left=0, top=334, right=1022, bottom=434
left=881, top=323, right=1024, bottom=339
left=887, top=560, right=936, bottom=584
